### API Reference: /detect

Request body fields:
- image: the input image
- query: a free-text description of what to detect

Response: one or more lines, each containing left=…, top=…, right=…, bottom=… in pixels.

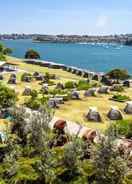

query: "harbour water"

left=1, top=39, right=132, bottom=73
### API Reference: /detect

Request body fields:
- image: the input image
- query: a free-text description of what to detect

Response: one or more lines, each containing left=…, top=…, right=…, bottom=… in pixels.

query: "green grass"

left=3, top=56, right=132, bottom=132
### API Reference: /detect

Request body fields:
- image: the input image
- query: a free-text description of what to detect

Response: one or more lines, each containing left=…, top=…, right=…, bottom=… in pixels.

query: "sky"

left=0, top=0, right=132, bottom=35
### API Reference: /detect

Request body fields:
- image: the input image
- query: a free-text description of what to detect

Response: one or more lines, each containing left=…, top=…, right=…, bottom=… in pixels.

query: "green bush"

left=77, top=80, right=91, bottom=90
left=25, top=97, right=41, bottom=110
left=77, top=80, right=100, bottom=90
left=0, top=83, right=17, bottom=108
left=0, top=54, right=6, bottom=61
left=21, top=72, right=32, bottom=81
left=31, top=90, right=38, bottom=99
left=106, top=69, right=129, bottom=80
left=114, top=119, right=132, bottom=138
left=49, top=88, right=68, bottom=95
left=45, top=72, right=56, bottom=80
left=111, top=94, right=130, bottom=102
left=48, top=80, right=55, bottom=86
left=25, top=49, right=40, bottom=59
left=65, top=81, right=77, bottom=89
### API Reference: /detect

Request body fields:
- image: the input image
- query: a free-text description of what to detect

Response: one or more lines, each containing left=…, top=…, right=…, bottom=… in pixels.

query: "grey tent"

left=107, top=106, right=123, bottom=120
left=86, top=107, right=102, bottom=122
left=23, top=86, right=32, bottom=96
left=98, top=86, right=110, bottom=94
left=71, top=90, right=80, bottom=99
left=124, top=101, right=132, bottom=114
left=84, top=88, right=97, bottom=97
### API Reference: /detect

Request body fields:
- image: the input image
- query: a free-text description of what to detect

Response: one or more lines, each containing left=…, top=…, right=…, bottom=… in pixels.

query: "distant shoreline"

left=33, top=34, right=132, bottom=45
left=0, top=33, right=132, bottom=45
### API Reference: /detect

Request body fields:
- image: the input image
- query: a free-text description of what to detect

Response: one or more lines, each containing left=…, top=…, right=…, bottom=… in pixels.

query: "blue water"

left=1, top=39, right=132, bottom=73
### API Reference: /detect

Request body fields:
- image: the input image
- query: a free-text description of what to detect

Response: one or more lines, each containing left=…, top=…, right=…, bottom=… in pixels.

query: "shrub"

left=113, top=119, right=132, bottom=138
left=25, top=49, right=40, bottom=59
left=77, top=80, right=91, bottom=90
left=106, top=69, right=129, bottom=80
left=45, top=72, right=56, bottom=80
left=31, top=90, right=38, bottom=99
left=3, top=48, right=12, bottom=55
left=48, top=80, right=55, bottom=86
left=49, top=89, right=66, bottom=95
left=65, top=81, right=77, bottom=89
left=25, top=97, right=41, bottom=110
left=77, top=80, right=100, bottom=90
left=0, top=54, right=6, bottom=61
left=111, top=94, right=130, bottom=102
left=21, top=73, right=32, bottom=82
left=0, top=83, right=17, bottom=108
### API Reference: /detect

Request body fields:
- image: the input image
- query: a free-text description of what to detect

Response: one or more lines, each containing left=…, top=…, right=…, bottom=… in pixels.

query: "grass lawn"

left=2, top=56, right=132, bottom=132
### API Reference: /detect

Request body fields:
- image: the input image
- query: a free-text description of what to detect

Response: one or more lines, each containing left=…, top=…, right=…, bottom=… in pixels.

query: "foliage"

left=0, top=104, right=131, bottom=183
left=30, top=89, right=38, bottom=99
left=111, top=119, right=132, bottom=139
left=0, top=83, right=17, bottom=108
left=107, top=69, right=129, bottom=80
left=0, top=54, right=6, bottom=61
left=3, top=48, right=12, bottom=55
left=77, top=80, right=99, bottom=90
left=92, top=126, right=128, bottom=184
left=77, top=80, right=91, bottom=90
left=21, top=72, right=32, bottom=81
left=64, top=80, right=100, bottom=90
left=24, top=97, right=41, bottom=110
left=24, top=92, right=48, bottom=110
left=111, top=94, right=130, bottom=102
left=0, top=43, right=12, bottom=61
left=25, top=49, right=40, bottom=59
left=45, top=72, right=56, bottom=80
left=65, top=81, right=77, bottom=89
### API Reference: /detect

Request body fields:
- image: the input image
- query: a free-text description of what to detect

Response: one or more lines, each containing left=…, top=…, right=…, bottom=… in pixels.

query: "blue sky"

left=0, top=0, right=132, bottom=35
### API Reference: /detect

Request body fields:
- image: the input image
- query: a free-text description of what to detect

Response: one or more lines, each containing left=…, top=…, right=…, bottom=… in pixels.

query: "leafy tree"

left=0, top=83, right=17, bottom=108
left=0, top=43, right=12, bottom=61
left=0, top=43, right=4, bottom=52
left=3, top=47, right=12, bottom=55
left=25, top=49, right=40, bottom=59
left=92, top=126, right=128, bottom=184
left=106, top=69, right=129, bottom=80
left=0, top=54, right=6, bottom=61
